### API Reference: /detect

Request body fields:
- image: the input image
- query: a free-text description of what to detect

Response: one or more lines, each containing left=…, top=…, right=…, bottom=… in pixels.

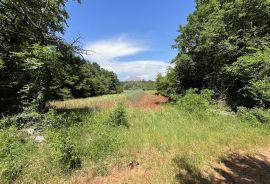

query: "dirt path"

left=127, top=93, right=168, bottom=109
left=73, top=149, right=270, bottom=184
left=208, top=149, right=270, bottom=184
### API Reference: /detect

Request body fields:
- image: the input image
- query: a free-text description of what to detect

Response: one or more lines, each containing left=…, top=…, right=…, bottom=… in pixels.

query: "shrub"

left=237, top=107, right=270, bottom=124
left=109, top=102, right=129, bottom=127
left=177, top=89, right=214, bottom=113
left=0, top=127, right=28, bottom=183
left=48, top=131, right=82, bottom=172
left=0, top=111, right=41, bottom=129
left=44, top=109, right=81, bottom=130
left=224, top=48, right=270, bottom=108
left=156, top=70, right=177, bottom=97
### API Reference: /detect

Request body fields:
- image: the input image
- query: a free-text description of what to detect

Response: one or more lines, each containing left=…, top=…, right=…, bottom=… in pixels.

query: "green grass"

left=125, top=89, right=145, bottom=103
left=2, top=92, right=270, bottom=183
left=116, top=105, right=269, bottom=183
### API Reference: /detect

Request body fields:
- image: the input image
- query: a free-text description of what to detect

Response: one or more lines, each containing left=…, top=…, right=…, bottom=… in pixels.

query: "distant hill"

left=125, top=76, right=145, bottom=82
left=121, top=80, right=156, bottom=91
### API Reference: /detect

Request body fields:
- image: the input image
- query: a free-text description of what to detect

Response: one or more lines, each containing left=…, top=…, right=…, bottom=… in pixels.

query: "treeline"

left=0, top=0, right=122, bottom=114
left=122, top=81, right=156, bottom=91
left=157, top=0, right=270, bottom=110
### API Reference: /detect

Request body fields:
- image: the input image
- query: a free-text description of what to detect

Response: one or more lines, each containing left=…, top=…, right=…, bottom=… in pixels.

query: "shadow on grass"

left=213, top=153, right=270, bottom=184
left=173, top=157, right=212, bottom=184
left=174, top=153, right=270, bottom=184
left=43, top=107, right=99, bottom=129
left=54, top=107, right=99, bottom=114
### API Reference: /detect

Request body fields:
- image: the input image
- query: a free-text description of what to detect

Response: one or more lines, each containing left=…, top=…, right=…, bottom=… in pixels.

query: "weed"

left=2, top=93, right=270, bottom=183
left=44, top=109, right=82, bottom=130
left=237, top=107, right=270, bottom=124
left=88, top=129, right=120, bottom=162
left=109, top=102, right=129, bottom=127
left=0, top=126, right=30, bottom=183
left=47, top=130, right=82, bottom=173
left=0, top=112, right=41, bottom=129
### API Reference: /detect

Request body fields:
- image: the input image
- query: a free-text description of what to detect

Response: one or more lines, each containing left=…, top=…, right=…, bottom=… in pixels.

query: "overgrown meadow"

left=1, top=91, right=269, bottom=183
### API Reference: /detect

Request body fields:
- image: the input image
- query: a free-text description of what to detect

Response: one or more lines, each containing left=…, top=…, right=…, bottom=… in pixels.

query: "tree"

left=161, top=0, right=270, bottom=108
left=0, top=0, right=123, bottom=114
left=224, top=48, right=270, bottom=108
left=0, top=0, right=79, bottom=113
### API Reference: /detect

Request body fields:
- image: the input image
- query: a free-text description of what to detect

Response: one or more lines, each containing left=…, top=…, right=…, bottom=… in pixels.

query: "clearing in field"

left=43, top=91, right=270, bottom=184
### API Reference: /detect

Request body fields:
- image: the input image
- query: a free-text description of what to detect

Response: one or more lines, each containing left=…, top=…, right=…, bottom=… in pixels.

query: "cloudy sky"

left=64, top=0, right=195, bottom=81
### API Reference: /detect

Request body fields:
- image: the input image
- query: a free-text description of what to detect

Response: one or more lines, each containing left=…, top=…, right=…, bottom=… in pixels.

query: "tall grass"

left=125, top=90, right=145, bottom=103
left=50, top=93, right=126, bottom=110
left=1, top=91, right=270, bottom=183
left=112, top=105, right=269, bottom=183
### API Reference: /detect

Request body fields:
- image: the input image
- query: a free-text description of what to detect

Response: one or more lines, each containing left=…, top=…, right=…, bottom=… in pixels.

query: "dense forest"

left=157, top=0, right=270, bottom=110
left=0, top=0, right=122, bottom=114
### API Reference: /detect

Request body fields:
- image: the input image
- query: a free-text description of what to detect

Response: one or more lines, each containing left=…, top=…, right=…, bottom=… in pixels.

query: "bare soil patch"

left=127, top=93, right=168, bottom=109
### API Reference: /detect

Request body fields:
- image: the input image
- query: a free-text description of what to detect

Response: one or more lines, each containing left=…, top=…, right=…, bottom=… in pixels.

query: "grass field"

left=5, top=91, right=270, bottom=183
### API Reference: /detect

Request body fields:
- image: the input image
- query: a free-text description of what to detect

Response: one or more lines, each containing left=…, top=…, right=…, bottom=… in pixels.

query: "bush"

left=177, top=89, right=214, bottom=113
left=237, top=107, right=270, bottom=124
left=0, top=111, right=41, bottom=129
left=48, top=131, right=82, bottom=172
left=44, top=109, right=81, bottom=130
left=224, top=48, right=270, bottom=108
left=0, top=127, right=29, bottom=183
left=109, top=102, right=129, bottom=127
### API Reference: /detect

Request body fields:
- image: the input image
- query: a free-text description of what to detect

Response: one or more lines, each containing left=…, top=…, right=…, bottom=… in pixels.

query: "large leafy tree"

left=224, top=48, right=270, bottom=108
left=160, top=0, right=270, bottom=108
left=0, top=0, right=80, bottom=113
left=0, top=0, right=123, bottom=114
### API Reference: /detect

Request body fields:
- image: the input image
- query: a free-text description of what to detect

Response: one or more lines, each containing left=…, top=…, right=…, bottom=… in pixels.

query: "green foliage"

left=224, top=48, right=270, bottom=108
left=48, top=131, right=82, bottom=172
left=0, top=127, right=29, bottom=183
left=0, top=0, right=122, bottom=115
left=237, top=107, right=270, bottom=124
left=0, top=0, right=77, bottom=113
left=44, top=109, right=81, bottom=130
left=156, top=73, right=171, bottom=96
left=0, top=58, right=4, bottom=70
left=12, top=44, right=63, bottom=111
left=160, top=0, right=270, bottom=109
left=0, top=93, right=270, bottom=183
left=122, top=81, right=156, bottom=91
left=73, top=62, right=123, bottom=98
left=156, top=67, right=181, bottom=98
left=109, top=102, right=129, bottom=127
left=177, top=89, right=214, bottom=113
left=0, top=111, right=41, bottom=129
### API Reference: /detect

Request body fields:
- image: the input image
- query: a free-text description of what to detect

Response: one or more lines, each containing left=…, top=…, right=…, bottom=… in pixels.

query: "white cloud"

left=98, top=60, right=169, bottom=81
left=86, top=35, right=146, bottom=60
left=84, top=35, right=170, bottom=81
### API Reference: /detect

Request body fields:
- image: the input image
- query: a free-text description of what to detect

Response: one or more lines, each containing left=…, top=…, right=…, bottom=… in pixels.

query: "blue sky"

left=64, top=0, right=195, bottom=80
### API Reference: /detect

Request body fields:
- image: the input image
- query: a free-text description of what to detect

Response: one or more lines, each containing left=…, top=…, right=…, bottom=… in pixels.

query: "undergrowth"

left=0, top=92, right=270, bottom=183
